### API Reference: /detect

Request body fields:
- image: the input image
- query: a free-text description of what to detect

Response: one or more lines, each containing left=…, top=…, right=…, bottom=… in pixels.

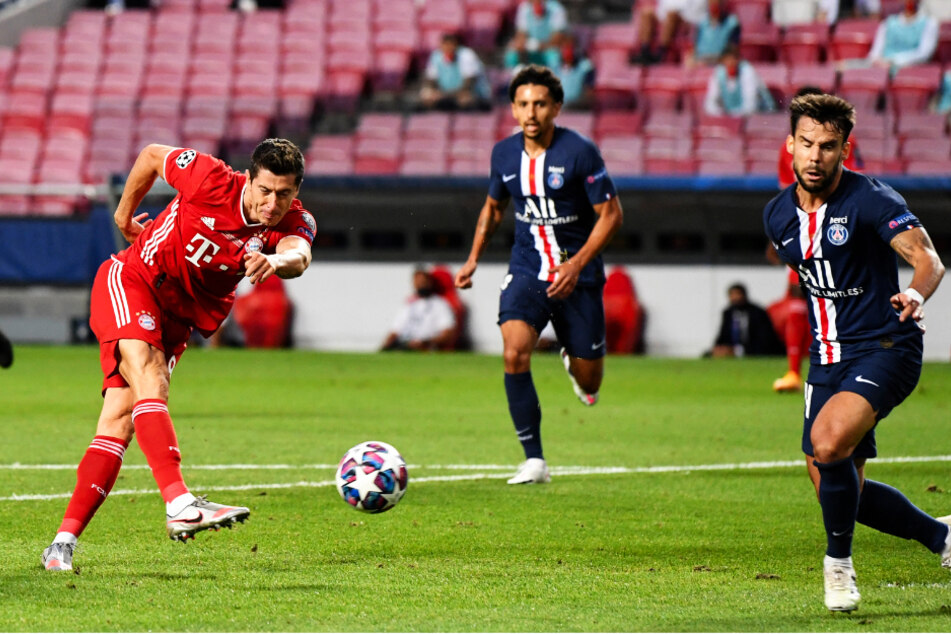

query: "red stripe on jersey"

left=804, top=210, right=817, bottom=259
left=528, top=157, right=537, bottom=196
left=538, top=226, right=557, bottom=282
left=816, top=299, right=832, bottom=364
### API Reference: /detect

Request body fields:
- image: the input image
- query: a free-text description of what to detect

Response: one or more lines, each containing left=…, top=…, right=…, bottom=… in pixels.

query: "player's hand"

left=891, top=291, right=924, bottom=323
left=546, top=260, right=580, bottom=299
left=118, top=212, right=153, bottom=243
left=243, top=251, right=278, bottom=285
left=455, top=260, right=477, bottom=289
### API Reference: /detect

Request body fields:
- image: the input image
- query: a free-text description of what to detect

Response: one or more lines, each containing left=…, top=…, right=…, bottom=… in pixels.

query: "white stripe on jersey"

left=797, top=203, right=840, bottom=364
left=90, top=438, right=126, bottom=460
left=519, top=152, right=560, bottom=281
left=107, top=257, right=130, bottom=327
left=140, top=200, right=179, bottom=266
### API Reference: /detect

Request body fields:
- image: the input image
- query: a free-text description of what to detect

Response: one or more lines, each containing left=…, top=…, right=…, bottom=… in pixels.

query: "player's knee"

left=811, top=436, right=851, bottom=463
left=502, top=346, right=531, bottom=373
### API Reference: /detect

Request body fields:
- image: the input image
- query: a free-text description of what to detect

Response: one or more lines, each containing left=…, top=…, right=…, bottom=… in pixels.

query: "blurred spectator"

left=937, top=70, right=951, bottom=114
left=684, top=0, right=740, bottom=68
left=231, top=276, right=293, bottom=348
left=421, top=33, right=492, bottom=111
left=635, top=0, right=708, bottom=64
left=429, top=264, right=470, bottom=350
left=921, top=0, right=951, bottom=21
left=838, top=0, right=937, bottom=71
left=837, top=0, right=881, bottom=19
left=0, top=327, right=12, bottom=369
left=602, top=266, right=645, bottom=354
left=710, top=283, right=785, bottom=358
left=771, top=0, right=838, bottom=25
left=504, top=0, right=569, bottom=70
left=703, top=46, right=775, bottom=116
left=381, top=266, right=458, bottom=351
left=553, top=32, right=595, bottom=109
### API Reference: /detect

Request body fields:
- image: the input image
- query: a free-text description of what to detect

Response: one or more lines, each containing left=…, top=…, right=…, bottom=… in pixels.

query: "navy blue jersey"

left=763, top=170, right=923, bottom=365
left=487, top=126, right=617, bottom=286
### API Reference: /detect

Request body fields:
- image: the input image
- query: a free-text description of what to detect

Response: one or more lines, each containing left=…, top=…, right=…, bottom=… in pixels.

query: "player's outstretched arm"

left=547, top=196, right=624, bottom=300
left=114, top=144, right=176, bottom=243
left=889, top=226, right=946, bottom=322
left=456, top=195, right=507, bottom=290
left=244, top=235, right=312, bottom=284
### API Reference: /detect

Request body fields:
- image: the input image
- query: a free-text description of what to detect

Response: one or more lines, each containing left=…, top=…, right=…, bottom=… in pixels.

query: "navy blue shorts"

left=497, top=271, right=606, bottom=360
left=802, top=346, right=922, bottom=459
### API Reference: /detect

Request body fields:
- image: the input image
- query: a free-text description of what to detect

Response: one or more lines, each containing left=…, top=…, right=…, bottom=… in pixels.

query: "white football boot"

left=823, top=556, right=860, bottom=612
left=935, top=518, right=951, bottom=569
left=41, top=542, right=75, bottom=571
left=166, top=496, right=250, bottom=542
left=560, top=348, right=598, bottom=406
left=507, top=458, right=551, bottom=485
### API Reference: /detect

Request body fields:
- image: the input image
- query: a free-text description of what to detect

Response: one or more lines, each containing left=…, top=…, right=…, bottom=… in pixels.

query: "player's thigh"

left=803, top=368, right=878, bottom=461
left=498, top=272, right=552, bottom=335
left=550, top=284, right=606, bottom=361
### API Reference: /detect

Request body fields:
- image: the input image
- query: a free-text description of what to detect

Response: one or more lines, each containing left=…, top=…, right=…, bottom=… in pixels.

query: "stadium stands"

left=0, top=0, right=950, bottom=216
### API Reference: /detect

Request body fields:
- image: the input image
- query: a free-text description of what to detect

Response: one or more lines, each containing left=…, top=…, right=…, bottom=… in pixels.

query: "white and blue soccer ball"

left=335, top=441, right=408, bottom=513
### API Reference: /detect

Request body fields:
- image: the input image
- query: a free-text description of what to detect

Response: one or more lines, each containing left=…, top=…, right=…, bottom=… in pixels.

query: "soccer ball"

left=335, top=441, right=408, bottom=513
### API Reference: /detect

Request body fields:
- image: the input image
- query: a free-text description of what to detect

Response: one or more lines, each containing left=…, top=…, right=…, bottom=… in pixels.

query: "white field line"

left=3, top=454, right=951, bottom=503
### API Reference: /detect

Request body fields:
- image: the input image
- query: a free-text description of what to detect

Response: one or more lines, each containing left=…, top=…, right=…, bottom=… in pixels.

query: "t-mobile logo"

left=184, top=233, right=221, bottom=267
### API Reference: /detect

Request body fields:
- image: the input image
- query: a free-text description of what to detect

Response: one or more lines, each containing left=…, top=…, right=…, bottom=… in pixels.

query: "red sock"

left=786, top=303, right=810, bottom=375
left=132, top=399, right=189, bottom=503
left=59, top=436, right=129, bottom=537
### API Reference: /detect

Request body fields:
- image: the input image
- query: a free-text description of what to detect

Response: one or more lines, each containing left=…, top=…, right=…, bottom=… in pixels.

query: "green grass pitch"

left=2, top=345, right=951, bottom=632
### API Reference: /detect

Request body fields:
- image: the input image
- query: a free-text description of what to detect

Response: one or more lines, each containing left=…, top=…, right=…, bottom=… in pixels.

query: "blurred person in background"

left=703, top=46, right=775, bottom=116
left=381, top=266, right=458, bottom=352
left=553, top=32, right=595, bottom=109
left=421, top=33, right=492, bottom=111
left=635, top=0, right=708, bottom=64
left=683, top=0, right=739, bottom=68
left=709, top=283, right=784, bottom=358
left=41, top=139, right=314, bottom=572
left=838, top=0, right=937, bottom=71
left=504, top=0, right=569, bottom=70
left=0, top=327, right=11, bottom=369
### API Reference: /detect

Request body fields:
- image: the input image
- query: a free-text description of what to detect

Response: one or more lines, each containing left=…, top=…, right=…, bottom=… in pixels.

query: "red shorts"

left=89, top=258, right=191, bottom=393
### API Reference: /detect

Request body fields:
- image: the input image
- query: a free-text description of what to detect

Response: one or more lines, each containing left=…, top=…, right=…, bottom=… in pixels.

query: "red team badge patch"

left=137, top=311, right=157, bottom=331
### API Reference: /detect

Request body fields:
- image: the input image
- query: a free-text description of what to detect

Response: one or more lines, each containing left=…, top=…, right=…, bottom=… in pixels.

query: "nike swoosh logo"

left=855, top=376, right=880, bottom=387
left=591, top=341, right=605, bottom=350
left=502, top=173, right=517, bottom=182
left=782, top=237, right=795, bottom=246
left=831, top=530, right=850, bottom=537
left=168, top=510, right=203, bottom=524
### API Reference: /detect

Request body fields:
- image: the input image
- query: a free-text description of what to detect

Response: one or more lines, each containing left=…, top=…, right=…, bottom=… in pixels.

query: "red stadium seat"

left=683, top=65, right=714, bottom=115
left=739, top=21, right=781, bottom=62
left=595, top=110, right=644, bottom=141
left=936, top=21, right=951, bottom=65
left=745, top=135, right=781, bottom=162
left=353, top=156, right=400, bottom=174
left=591, top=22, right=638, bottom=56
left=372, top=50, right=413, bottom=93
left=405, top=112, right=452, bottom=142
left=780, top=23, right=829, bottom=64
left=556, top=112, right=595, bottom=138
left=904, top=158, right=951, bottom=175
left=697, top=159, right=746, bottom=175
left=752, top=62, right=789, bottom=107
left=593, top=65, right=642, bottom=111
left=828, top=19, right=878, bottom=61
left=403, top=137, right=448, bottom=162
left=643, top=111, right=694, bottom=139
left=838, top=66, right=889, bottom=112
left=452, top=112, right=499, bottom=141
left=900, top=137, right=951, bottom=161
left=48, top=93, right=95, bottom=134
left=695, top=136, right=745, bottom=161
left=356, top=113, right=404, bottom=141
left=895, top=111, right=947, bottom=139
left=889, top=64, right=943, bottom=115
left=733, top=0, right=770, bottom=27
left=852, top=111, right=894, bottom=140
left=695, top=115, right=745, bottom=140
left=786, top=63, right=836, bottom=95
left=859, top=136, right=901, bottom=161
left=399, top=159, right=449, bottom=176
left=641, top=65, right=687, bottom=114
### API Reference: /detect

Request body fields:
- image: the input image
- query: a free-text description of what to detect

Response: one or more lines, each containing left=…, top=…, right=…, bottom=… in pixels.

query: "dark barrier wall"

left=2, top=175, right=950, bottom=284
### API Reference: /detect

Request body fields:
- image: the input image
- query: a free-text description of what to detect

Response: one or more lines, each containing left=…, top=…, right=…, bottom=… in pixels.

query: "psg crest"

left=547, top=172, right=564, bottom=189
left=827, top=223, right=849, bottom=246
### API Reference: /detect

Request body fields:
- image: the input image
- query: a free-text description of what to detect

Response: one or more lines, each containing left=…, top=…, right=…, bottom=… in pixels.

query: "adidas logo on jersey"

left=201, top=217, right=215, bottom=230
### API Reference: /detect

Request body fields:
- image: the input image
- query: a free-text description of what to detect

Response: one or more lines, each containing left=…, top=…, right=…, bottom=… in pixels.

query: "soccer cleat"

left=166, top=496, right=250, bottom=542
left=560, top=348, right=598, bottom=406
left=772, top=370, right=802, bottom=393
left=507, top=458, right=551, bottom=485
left=823, top=557, right=860, bottom=612
left=42, top=542, right=74, bottom=571
left=936, top=519, right=951, bottom=569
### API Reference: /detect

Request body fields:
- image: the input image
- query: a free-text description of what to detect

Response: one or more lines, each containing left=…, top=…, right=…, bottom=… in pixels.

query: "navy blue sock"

left=815, top=457, right=860, bottom=558
left=857, top=479, right=949, bottom=553
left=504, top=371, right=542, bottom=460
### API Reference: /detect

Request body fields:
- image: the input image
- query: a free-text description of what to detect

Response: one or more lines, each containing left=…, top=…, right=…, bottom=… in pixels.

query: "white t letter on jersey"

left=184, top=233, right=221, bottom=267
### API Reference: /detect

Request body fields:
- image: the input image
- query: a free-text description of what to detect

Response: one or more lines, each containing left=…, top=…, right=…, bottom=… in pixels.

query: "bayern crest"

left=137, top=312, right=156, bottom=331
left=827, top=223, right=849, bottom=246
left=245, top=236, right=264, bottom=253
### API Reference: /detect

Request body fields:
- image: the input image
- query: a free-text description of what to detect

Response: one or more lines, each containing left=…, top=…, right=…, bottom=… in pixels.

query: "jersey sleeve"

left=486, top=142, right=508, bottom=201
left=873, top=199, right=922, bottom=245
left=577, top=139, right=617, bottom=205
left=162, top=148, right=225, bottom=203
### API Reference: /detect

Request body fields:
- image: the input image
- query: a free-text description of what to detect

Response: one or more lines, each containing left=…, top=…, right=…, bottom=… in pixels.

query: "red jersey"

left=117, top=148, right=315, bottom=335
left=777, top=139, right=863, bottom=189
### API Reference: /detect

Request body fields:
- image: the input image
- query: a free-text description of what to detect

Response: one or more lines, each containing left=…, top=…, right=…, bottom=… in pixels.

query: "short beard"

left=793, top=161, right=841, bottom=194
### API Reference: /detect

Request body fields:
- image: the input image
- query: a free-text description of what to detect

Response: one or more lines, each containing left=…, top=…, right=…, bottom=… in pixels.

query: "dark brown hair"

left=508, top=64, right=564, bottom=105
left=249, top=138, right=304, bottom=187
left=789, top=93, right=856, bottom=142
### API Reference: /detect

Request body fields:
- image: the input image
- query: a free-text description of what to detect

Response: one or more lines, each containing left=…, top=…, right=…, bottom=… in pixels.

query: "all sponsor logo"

left=826, top=223, right=849, bottom=246
left=175, top=149, right=197, bottom=169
